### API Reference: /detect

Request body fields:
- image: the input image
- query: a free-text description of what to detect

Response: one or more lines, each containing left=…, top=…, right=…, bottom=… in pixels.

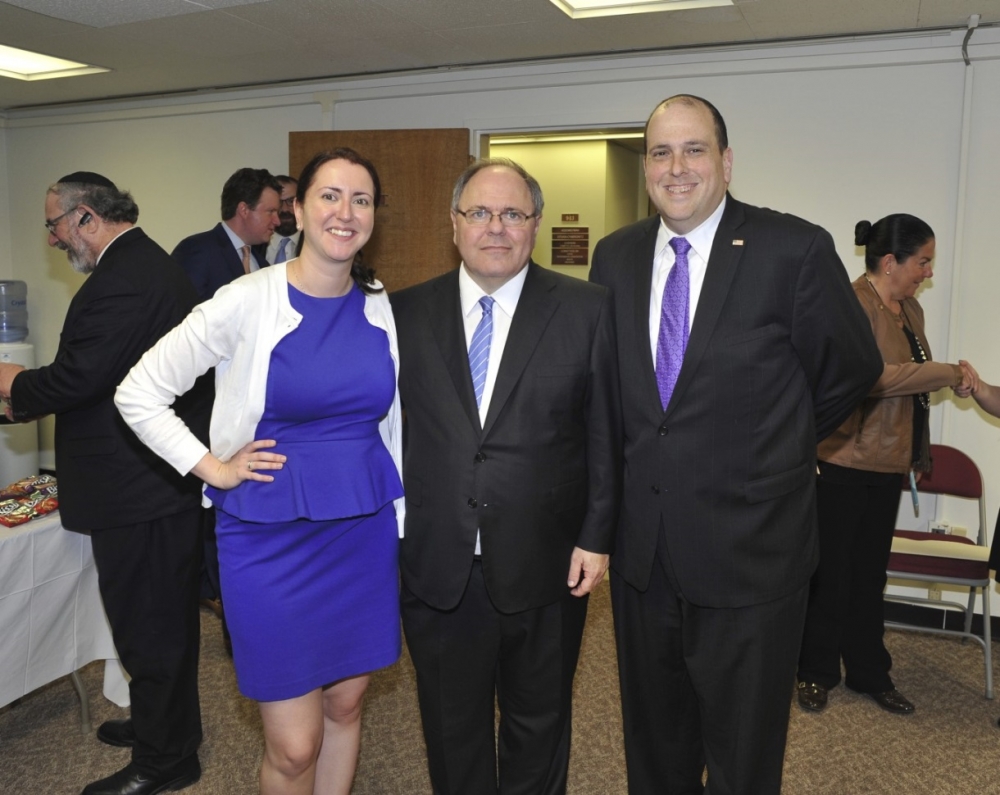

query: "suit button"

left=468, top=498, right=478, bottom=509
left=651, top=485, right=660, bottom=495
left=474, top=453, right=486, bottom=463
left=658, top=425, right=668, bottom=436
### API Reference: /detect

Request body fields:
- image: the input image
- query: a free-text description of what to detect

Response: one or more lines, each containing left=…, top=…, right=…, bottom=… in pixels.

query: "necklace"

left=864, top=275, right=930, bottom=410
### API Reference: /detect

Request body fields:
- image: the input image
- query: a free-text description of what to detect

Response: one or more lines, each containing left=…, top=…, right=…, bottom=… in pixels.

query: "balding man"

left=391, top=159, right=621, bottom=794
left=590, top=95, right=882, bottom=794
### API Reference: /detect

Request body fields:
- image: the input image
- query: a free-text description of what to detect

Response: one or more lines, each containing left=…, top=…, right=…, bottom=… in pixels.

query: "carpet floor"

left=2, top=582, right=998, bottom=793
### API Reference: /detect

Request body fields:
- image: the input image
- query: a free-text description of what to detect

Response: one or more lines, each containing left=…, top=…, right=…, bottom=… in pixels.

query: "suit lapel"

left=665, top=196, right=746, bottom=417
left=482, top=263, right=558, bottom=438
left=631, top=218, right=661, bottom=412
left=214, top=223, right=247, bottom=282
left=427, top=272, right=483, bottom=433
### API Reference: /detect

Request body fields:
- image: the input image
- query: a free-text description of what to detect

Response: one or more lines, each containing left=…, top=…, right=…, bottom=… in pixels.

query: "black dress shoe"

left=796, top=681, right=828, bottom=712
left=96, top=719, right=135, bottom=748
left=81, top=758, right=200, bottom=795
left=867, top=688, right=915, bottom=714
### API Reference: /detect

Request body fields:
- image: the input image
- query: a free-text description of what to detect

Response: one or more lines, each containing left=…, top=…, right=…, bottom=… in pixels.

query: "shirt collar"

left=458, top=261, right=529, bottom=319
left=221, top=220, right=248, bottom=250
left=655, top=195, right=727, bottom=263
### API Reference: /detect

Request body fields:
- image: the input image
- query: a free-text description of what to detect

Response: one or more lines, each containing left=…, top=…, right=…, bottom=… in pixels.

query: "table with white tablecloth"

left=0, top=510, right=129, bottom=727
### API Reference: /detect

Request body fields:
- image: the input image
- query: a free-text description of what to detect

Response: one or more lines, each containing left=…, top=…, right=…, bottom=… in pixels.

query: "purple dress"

left=207, top=283, right=403, bottom=702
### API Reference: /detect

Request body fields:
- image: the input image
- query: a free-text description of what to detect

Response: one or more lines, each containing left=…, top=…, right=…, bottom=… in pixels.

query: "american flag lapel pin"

left=733, top=239, right=744, bottom=246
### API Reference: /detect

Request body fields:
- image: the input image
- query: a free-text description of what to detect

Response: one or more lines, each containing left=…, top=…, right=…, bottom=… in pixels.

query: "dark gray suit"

left=590, top=197, right=882, bottom=794
left=391, top=262, right=621, bottom=794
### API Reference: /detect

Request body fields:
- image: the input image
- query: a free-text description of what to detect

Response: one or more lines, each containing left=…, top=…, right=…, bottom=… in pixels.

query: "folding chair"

left=885, top=444, right=993, bottom=699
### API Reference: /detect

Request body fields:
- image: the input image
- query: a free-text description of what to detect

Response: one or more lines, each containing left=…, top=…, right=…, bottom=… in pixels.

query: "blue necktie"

left=655, top=237, right=691, bottom=410
left=469, top=296, right=495, bottom=409
left=274, top=237, right=290, bottom=264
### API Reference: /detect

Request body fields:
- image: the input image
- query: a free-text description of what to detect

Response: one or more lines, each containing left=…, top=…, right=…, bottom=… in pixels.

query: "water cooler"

left=0, top=280, right=39, bottom=487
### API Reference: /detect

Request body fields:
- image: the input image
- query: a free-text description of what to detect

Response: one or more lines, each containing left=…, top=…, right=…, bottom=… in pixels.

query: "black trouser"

left=91, top=508, right=203, bottom=774
left=402, top=563, right=588, bottom=795
left=613, top=522, right=808, bottom=795
left=798, top=465, right=903, bottom=693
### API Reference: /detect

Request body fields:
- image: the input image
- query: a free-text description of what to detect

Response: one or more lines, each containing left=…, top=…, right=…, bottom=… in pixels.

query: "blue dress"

left=207, top=283, right=403, bottom=702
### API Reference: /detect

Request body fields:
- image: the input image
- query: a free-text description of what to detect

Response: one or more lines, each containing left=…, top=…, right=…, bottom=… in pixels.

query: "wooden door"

left=290, top=129, right=470, bottom=292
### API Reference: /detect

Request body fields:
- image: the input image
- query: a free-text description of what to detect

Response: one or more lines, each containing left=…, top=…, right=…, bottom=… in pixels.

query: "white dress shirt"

left=266, top=230, right=301, bottom=264
left=220, top=221, right=259, bottom=272
left=458, top=262, right=529, bottom=553
left=648, top=196, right=727, bottom=363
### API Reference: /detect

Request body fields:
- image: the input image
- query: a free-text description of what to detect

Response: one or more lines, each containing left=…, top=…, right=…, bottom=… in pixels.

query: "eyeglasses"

left=455, top=208, right=537, bottom=228
left=279, top=197, right=296, bottom=208
left=44, top=206, right=79, bottom=233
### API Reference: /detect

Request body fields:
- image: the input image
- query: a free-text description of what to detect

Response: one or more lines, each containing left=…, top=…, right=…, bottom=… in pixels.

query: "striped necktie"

left=468, top=296, right=495, bottom=409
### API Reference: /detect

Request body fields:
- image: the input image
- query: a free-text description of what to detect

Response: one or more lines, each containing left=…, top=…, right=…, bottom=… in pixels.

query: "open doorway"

left=486, top=129, right=651, bottom=280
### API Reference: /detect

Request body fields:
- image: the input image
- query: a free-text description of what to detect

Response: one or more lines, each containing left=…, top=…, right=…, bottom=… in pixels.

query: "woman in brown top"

left=796, top=214, right=974, bottom=715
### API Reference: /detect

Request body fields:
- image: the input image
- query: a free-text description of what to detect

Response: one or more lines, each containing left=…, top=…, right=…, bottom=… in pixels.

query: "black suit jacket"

left=172, top=222, right=266, bottom=302
left=391, top=263, right=622, bottom=614
left=11, top=228, right=207, bottom=531
left=590, top=198, right=882, bottom=608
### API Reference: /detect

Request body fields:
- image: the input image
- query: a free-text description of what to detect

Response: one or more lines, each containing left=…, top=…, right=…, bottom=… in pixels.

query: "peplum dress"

left=206, top=282, right=403, bottom=702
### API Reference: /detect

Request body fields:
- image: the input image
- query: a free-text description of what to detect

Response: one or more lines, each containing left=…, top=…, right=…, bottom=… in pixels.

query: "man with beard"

left=0, top=173, right=207, bottom=795
left=172, top=167, right=281, bottom=302
left=255, top=174, right=300, bottom=265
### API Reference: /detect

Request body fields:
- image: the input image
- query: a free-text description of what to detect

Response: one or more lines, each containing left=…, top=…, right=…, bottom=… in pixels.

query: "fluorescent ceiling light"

left=0, top=44, right=109, bottom=81
left=549, top=0, right=732, bottom=19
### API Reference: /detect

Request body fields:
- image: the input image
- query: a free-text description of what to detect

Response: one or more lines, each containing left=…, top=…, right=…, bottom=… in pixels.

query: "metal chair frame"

left=884, top=444, right=993, bottom=699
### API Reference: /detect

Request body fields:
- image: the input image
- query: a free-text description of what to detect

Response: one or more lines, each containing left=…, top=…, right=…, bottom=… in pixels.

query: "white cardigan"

left=115, top=262, right=405, bottom=536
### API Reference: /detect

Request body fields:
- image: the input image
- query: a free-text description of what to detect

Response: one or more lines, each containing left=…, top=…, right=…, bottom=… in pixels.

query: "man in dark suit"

left=172, top=167, right=281, bottom=302
left=589, top=96, right=883, bottom=794
left=0, top=173, right=207, bottom=795
left=171, top=167, right=280, bottom=633
left=391, top=159, right=621, bottom=795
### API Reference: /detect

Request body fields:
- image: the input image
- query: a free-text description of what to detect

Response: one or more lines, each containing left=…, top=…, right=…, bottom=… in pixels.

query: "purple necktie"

left=655, top=236, right=691, bottom=410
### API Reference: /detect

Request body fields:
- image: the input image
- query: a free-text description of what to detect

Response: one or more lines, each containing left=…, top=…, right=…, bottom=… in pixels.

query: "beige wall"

left=490, top=139, right=643, bottom=279
left=0, top=125, right=10, bottom=280
left=489, top=139, right=606, bottom=279
left=604, top=141, right=643, bottom=237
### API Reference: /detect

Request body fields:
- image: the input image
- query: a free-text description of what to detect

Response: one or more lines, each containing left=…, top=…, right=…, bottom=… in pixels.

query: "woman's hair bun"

left=854, top=220, right=872, bottom=247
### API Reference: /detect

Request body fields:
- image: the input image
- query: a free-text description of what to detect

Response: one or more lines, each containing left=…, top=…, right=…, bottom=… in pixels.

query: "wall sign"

left=552, top=226, right=589, bottom=266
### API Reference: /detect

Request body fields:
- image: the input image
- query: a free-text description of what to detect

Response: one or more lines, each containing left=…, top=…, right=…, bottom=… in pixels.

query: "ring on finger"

left=247, top=461, right=254, bottom=471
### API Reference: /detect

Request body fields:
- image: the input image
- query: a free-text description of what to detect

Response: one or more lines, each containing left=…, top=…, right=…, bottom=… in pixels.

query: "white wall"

left=4, top=27, right=1000, bottom=610
left=0, top=123, right=11, bottom=279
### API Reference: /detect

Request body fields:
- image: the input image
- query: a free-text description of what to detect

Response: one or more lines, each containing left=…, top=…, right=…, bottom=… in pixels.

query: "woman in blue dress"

left=116, top=149, right=403, bottom=794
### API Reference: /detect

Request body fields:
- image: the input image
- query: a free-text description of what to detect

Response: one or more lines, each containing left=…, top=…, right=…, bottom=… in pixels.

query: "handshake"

left=954, top=360, right=1000, bottom=418
left=954, top=360, right=979, bottom=399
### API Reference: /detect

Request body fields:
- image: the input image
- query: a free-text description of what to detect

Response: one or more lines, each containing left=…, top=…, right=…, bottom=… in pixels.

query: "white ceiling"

left=0, top=0, right=997, bottom=111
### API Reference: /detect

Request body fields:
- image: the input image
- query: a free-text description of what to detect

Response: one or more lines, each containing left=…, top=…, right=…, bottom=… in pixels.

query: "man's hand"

left=0, top=363, right=25, bottom=401
left=567, top=547, right=609, bottom=597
